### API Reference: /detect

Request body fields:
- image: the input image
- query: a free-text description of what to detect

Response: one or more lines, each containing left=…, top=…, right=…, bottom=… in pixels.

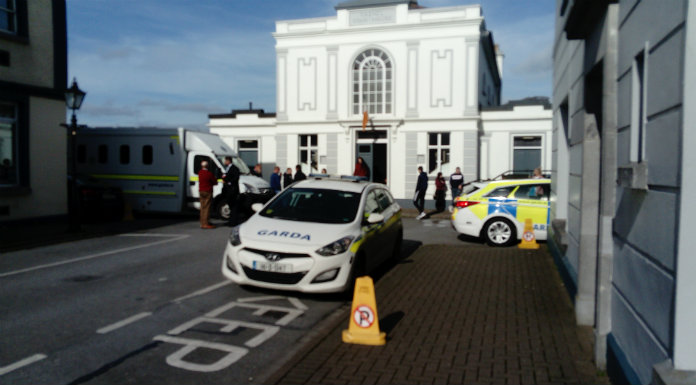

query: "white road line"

left=0, top=234, right=190, bottom=278
left=97, top=312, right=152, bottom=334
left=120, top=233, right=180, bottom=237
left=0, top=354, right=47, bottom=376
left=172, top=281, right=233, bottom=303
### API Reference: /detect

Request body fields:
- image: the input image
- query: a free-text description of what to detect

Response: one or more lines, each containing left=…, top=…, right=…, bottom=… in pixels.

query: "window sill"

left=617, top=162, right=648, bottom=190
left=0, top=32, right=29, bottom=45
left=0, top=186, right=32, bottom=197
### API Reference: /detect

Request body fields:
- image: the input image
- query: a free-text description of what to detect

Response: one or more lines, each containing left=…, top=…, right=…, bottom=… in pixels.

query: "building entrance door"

left=356, top=129, right=387, bottom=184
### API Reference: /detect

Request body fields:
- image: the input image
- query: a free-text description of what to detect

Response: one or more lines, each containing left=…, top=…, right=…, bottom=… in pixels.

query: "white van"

left=74, top=127, right=273, bottom=218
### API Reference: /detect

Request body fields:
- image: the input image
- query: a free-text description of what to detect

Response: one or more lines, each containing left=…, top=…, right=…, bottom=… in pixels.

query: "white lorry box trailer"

left=74, top=127, right=273, bottom=218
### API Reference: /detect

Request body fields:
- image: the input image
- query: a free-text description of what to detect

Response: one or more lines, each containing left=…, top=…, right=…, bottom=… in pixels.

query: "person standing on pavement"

left=282, top=167, right=294, bottom=189
left=449, top=167, right=464, bottom=211
left=294, top=164, right=307, bottom=182
left=414, top=166, right=428, bottom=220
left=270, top=166, right=282, bottom=193
left=198, top=159, right=217, bottom=229
left=223, top=156, right=240, bottom=226
left=424, top=172, right=447, bottom=219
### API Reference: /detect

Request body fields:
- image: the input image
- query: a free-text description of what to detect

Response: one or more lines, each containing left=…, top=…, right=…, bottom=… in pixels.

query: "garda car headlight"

left=229, top=225, right=242, bottom=246
left=316, top=236, right=355, bottom=256
left=242, top=183, right=260, bottom=194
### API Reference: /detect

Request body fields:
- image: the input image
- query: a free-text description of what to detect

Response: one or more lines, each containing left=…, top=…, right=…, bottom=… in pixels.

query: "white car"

left=221, top=177, right=403, bottom=293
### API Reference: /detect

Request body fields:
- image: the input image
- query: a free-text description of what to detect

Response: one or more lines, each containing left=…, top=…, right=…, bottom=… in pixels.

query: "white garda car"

left=221, top=177, right=403, bottom=293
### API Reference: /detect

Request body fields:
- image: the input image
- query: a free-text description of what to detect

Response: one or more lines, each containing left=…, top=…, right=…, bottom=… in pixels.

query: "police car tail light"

left=316, top=236, right=355, bottom=256
left=456, top=200, right=480, bottom=208
left=229, top=225, right=242, bottom=246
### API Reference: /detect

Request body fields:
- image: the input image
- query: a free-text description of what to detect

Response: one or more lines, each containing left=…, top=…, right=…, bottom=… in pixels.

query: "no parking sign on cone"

left=342, top=276, right=386, bottom=346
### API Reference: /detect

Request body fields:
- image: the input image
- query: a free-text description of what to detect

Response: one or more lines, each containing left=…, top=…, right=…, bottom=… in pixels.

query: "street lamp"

left=64, top=78, right=86, bottom=232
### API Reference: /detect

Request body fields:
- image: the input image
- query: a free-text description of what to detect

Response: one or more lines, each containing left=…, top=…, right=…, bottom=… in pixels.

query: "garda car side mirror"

left=251, top=203, right=264, bottom=213
left=366, top=212, right=384, bottom=224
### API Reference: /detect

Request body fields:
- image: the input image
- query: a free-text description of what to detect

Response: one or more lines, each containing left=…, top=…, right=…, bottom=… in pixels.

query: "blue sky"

left=67, top=0, right=554, bottom=130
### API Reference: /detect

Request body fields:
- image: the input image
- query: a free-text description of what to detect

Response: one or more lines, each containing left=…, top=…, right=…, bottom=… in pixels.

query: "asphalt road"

left=0, top=215, right=474, bottom=384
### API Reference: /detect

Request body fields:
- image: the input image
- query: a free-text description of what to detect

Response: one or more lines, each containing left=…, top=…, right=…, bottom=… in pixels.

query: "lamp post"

left=64, top=78, right=86, bottom=232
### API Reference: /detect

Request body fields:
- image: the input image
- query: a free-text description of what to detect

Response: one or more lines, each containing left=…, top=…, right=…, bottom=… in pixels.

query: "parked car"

left=451, top=178, right=550, bottom=246
left=221, top=177, right=403, bottom=293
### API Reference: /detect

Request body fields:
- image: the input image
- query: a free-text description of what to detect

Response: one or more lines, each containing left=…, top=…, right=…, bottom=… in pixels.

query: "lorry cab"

left=75, top=127, right=273, bottom=218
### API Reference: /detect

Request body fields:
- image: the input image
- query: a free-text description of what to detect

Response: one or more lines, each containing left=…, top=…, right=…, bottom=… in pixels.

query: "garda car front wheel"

left=483, top=218, right=516, bottom=247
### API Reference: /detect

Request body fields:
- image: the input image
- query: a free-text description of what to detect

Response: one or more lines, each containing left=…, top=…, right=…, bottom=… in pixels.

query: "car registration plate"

left=252, top=260, right=292, bottom=273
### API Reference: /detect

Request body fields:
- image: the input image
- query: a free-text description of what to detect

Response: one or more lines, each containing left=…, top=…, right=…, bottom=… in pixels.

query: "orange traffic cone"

left=518, top=218, right=540, bottom=249
left=342, top=276, right=386, bottom=346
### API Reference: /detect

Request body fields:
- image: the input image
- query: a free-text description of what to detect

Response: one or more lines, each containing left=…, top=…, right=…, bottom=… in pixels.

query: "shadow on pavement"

left=380, top=310, right=405, bottom=337
left=0, top=212, right=197, bottom=253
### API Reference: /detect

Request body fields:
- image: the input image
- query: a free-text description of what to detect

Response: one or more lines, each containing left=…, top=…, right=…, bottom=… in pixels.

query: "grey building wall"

left=326, top=133, right=338, bottom=174
left=610, top=1, right=687, bottom=383
left=551, top=1, right=692, bottom=384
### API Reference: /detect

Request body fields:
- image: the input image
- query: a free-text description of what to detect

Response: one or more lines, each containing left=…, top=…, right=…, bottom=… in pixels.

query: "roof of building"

left=208, top=106, right=276, bottom=119
left=482, top=96, right=552, bottom=111
left=335, top=0, right=419, bottom=10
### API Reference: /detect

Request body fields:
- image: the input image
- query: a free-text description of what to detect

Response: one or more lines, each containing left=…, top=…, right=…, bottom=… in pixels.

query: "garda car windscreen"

left=260, top=188, right=361, bottom=224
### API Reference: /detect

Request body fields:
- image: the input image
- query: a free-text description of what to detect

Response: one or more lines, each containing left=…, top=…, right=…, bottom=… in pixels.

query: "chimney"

left=495, top=44, right=504, bottom=79
left=249, top=102, right=253, bottom=110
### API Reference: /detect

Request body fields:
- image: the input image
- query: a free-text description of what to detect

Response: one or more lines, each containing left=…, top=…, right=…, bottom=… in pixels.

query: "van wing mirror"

left=251, top=203, right=264, bottom=213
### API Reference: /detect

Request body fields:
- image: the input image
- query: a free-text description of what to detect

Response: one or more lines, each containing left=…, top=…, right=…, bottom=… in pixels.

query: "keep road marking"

left=0, top=354, right=47, bottom=376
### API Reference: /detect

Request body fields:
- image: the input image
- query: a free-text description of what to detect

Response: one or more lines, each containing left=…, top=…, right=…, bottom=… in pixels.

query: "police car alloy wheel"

left=483, top=217, right=516, bottom=247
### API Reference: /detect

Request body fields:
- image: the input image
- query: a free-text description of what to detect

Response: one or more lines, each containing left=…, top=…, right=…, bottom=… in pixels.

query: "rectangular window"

left=0, top=0, right=16, bottom=34
left=427, top=133, right=450, bottom=174
left=630, top=48, right=647, bottom=163
left=513, top=136, right=542, bottom=174
left=0, top=102, right=17, bottom=185
left=237, top=139, right=258, bottom=169
left=77, top=144, right=87, bottom=164
left=119, top=145, right=130, bottom=165
left=98, top=144, right=108, bottom=164
left=299, top=134, right=318, bottom=173
left=142, top=145, right=153, bottom=165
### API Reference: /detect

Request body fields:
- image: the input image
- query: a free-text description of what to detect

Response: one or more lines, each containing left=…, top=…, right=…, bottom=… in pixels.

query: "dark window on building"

left=513, top=136, right=542, bottom=174
left=142, top=145, right=153, bottom=165
left=0, top=102, right=17, bottom=186
left=0, top=0, right=16, bottom=34
left=237, top=140, right=258, bottom=169
left=98, top=145, right=108, bottom=163
left=299, top=134, right=318, bottom=173
left=120, top=145, right=130, bottom=165
left=0, top=49, right=9, bottom=66
left=77, top=144, right=86, bottom=164
left=428, top=132, right=450, bottom=174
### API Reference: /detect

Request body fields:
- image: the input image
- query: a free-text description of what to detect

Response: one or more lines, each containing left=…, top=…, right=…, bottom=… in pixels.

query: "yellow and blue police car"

left=451, top=178, right=550, bottom=246
left=221, top=177, right=403, bottom=293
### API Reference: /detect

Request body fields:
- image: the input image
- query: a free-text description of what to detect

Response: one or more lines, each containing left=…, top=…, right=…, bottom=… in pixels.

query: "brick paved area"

left=265, top=245, right=610, bottom=385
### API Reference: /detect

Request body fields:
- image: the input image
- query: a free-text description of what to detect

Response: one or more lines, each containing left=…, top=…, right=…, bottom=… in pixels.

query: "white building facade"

left=210, top=0, right=551, bottom=202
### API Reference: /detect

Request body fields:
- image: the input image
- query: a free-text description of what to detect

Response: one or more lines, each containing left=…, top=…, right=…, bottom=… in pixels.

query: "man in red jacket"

left=198, top=160, right=217, bottom=229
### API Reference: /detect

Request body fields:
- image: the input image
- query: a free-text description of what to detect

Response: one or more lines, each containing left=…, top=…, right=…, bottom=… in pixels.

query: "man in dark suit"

left=223, top=156, right=240, bottom=226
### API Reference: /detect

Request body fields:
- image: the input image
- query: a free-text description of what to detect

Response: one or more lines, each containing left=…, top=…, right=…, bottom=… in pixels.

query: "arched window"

left=352, top=48, right=392, bottom=115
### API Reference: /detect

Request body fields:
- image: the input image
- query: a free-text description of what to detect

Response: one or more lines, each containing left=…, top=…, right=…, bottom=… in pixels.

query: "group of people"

left=413, top=166, right=465, bottom=220
left=197, top=157, right=241, bottom=229
left=199, top=160, right=321, bottom=229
